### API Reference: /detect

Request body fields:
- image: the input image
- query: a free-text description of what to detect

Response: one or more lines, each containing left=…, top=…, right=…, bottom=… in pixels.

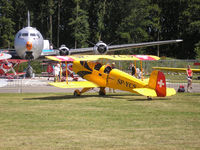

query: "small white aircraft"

left=0, top=53, right=12, bottom=60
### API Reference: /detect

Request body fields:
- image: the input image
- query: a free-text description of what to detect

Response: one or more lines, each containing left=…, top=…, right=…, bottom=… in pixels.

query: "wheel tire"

left=147, top=96, right=152, bottom=100
left=26, top=66, right=33, bottom=77
left=99, top=90, right=106, bottom=96
left=74, top=90, right=81, bottom=96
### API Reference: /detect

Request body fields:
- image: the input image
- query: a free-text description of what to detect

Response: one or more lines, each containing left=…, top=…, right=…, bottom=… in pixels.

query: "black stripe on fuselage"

left=80, top=61, right=92, bottom=71
left=77, top=71, right=92, bottom=78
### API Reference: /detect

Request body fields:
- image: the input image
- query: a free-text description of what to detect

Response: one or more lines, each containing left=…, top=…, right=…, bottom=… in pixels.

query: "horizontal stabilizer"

left=133, top=87, right=176, bottom=97
left=166, top=88, right=176, bottom=96
left=133, top=88, right=157, bottom=97
left=49, top=81, right=99, bottom=88
left=142, top=78, right=149, bottom=84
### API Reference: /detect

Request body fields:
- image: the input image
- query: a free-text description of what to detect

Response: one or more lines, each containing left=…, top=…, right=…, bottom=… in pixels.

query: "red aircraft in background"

left=0, top=53, right=27, bottom=78
left=42, top=61, right=78, bottom=81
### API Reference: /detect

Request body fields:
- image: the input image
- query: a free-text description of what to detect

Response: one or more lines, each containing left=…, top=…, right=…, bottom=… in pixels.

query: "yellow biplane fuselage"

left=46, top=55, right=176, bottom=98
left=72, top=61, right=147, bottom=93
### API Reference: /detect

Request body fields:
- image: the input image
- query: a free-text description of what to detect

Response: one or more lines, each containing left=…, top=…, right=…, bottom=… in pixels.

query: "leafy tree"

left=183, top=0, right=200, bottom=59
left=194, top=42, right=200, bottom=60
left=68, top=0, right=89, bottom=48
left=0, top=0, right=200, bottom=59
left=12, top=0, right=27, bottom=30
left=116, top=0, right=151, bottom=54
left=145, top=1, right=161, bottom=56
left=0, top=0, right=15, bottom=48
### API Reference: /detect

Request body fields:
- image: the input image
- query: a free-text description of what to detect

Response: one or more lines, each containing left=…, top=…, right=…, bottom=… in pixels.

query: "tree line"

left=0, top=0, right=200, bottom=59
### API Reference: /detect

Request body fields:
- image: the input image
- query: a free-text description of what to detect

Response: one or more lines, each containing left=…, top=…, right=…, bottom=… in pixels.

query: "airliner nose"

left=26, top=41, right=32, bottom=51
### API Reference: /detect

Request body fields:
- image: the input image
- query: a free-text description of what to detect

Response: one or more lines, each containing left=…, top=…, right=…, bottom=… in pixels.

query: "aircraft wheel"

left=26, top=66, right=33, bottom=77
left=99, top=89, right=106, bottom=96
left=74, top=90, right=81, bottom=96
left=147, top=96, right=152, bottom=100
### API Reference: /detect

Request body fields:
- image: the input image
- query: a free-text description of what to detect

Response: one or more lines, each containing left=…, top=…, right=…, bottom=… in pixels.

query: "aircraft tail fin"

left=132, top=70, right=176, bottom=97
left=148, top=70, right=166, bottom=97
left=27, top=11, right=30, bottom=27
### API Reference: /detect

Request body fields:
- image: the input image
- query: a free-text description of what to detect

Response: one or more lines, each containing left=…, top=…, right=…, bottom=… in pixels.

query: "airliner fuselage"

left=14, top=26, right=44, bottom=60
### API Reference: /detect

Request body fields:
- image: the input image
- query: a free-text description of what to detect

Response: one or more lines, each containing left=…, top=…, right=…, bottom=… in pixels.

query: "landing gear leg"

left=26, top=60, right=33, bottom=78
left=99, top=87, right=106, bottom=96
left=25, top=52, right=34, bottom=78
left=73, top=88, right=92, bottom=96
left=74, top=89, right=81, bottom=96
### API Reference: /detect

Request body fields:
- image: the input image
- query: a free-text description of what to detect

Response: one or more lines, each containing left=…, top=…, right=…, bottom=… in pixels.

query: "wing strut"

left=140, top=60, right=144, bottom=81
left=65, top=61, right=68, bottom=84
left=5, top=59, right=16, bottom=76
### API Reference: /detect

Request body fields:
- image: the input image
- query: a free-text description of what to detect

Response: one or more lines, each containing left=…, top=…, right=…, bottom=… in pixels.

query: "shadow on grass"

left=176, top=93, right=200, bottom=97
left=24, top=93, right=134, bottom=101
left=130, top=97, right=172, bottom=101
left=23, top=93, right=171, bottom=101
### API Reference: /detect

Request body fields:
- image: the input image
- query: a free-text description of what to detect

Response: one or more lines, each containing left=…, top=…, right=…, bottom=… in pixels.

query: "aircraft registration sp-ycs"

left=46, top=55, right=176, bottom=99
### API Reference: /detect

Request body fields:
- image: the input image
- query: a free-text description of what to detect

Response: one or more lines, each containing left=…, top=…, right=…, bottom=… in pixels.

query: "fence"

left=116, top=59, right=200, bottom=92
left=1, top=59, right=200, bottom=93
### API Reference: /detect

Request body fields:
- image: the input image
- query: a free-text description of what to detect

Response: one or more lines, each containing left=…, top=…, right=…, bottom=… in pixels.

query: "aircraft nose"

left=26, top=41, right=32, bottom=51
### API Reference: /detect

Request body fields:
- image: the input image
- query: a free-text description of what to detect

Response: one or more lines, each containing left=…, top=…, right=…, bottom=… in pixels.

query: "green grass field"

left=0, top=93, right=200, bottom=150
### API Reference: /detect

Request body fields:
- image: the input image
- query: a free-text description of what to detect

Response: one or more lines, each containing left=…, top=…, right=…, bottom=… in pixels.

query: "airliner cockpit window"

left=22, top=33, right=28, bottom=36
left=30, top=33, right=36, bottom=37
left=18, top=33, right=22, bottom=38
left=36, top=34, right=40, bottom=38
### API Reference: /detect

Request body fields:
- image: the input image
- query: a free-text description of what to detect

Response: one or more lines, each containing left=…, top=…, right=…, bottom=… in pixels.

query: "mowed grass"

left=0, top=93, right=200, bottom=150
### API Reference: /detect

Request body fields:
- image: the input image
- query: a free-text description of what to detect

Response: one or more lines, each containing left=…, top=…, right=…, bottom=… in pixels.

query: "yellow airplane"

left=46, top=55, right=176, bottom=99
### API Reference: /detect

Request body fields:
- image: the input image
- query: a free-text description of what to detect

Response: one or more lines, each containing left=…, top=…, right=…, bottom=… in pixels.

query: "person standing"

left=53, top=63, right=60, bottom=82
left=47, top=64, right=53, bottom=80
left=111, top=62, right=116, bottom=69
left=130, top=63, right=136, bottom=76
left=186, top=65, right=193, bottom=92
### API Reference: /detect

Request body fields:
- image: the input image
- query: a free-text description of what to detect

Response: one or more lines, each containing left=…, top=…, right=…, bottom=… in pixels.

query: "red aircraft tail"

left=148, top=70, right=166, bottom=97
left=133, top=70, right=175, bottom=97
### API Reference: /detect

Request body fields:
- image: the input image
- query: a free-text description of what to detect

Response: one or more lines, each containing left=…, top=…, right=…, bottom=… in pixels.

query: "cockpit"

left=18, top=32, right=40, bottom=39
left=104, top=65, right=112, bottom=74
left=94, top=63, right=102, bottom=71
left=94, top=63, right=113, bottom=74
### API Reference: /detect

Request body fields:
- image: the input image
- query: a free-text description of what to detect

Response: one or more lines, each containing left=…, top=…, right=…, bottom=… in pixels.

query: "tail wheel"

left=99, top=89, right=106, bottom=96
left=147, top=96, right=152, bottom=100
left=74, top=90, right=81, bottom=96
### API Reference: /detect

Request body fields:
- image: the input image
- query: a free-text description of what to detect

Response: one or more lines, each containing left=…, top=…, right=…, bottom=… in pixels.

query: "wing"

left=152, top=67, right=200, bottom=73
left=108, top=40, right=183, bottom=52
left=49, top=81, right=99, bottom=88
left=7, top=59, right=28, bottom=63
left=0, top=53, right=12, bottom=60
left=6, top=72, right=26, bottom=76
left=69, top=39, right=183, bottom=54
left=46, top=55, right=160, bottom=62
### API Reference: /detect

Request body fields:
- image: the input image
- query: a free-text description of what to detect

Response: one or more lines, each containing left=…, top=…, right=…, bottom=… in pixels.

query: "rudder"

left=148, top=70, right=166, bottom=97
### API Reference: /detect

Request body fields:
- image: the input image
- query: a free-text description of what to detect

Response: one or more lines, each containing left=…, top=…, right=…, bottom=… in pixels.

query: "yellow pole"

left=65, top=61, right=68, bottom=84
left=140, top=60, right=144, bottom=80
left=59, top=61, right=62, bottom=82
left=134, top=60, right=137, bottom=77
